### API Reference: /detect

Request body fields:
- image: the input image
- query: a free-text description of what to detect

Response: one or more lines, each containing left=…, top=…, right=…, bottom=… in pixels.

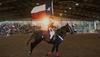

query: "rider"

left=47, top=22, right=62, bottom=57
left=48, top=22, right=57, bottom=43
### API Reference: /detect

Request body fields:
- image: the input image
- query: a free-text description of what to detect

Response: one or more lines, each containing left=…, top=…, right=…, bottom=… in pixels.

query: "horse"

left=26, top=23, right=73, bottom=57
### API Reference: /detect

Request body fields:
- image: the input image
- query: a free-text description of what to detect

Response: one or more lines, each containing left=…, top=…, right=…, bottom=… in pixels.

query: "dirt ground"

left=0, top=33, right=100, bottom=57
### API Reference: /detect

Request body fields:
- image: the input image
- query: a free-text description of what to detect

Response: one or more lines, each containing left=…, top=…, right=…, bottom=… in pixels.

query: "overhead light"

left=36, top=3, right=39, bottom=5
left=0, top=3, right=2, bottom=6
left=75, top=3, right=79, bottom=6
left=59, top=13, right=63, bottom=16
left=64, top=10, right=67, bottom=13
left=69, top=7, right=72, bottom=10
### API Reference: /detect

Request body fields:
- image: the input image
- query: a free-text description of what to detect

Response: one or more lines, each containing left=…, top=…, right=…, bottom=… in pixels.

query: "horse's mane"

left=56, top=25, right=67, bottom=36
left=56, top=24, right=73, bottom=37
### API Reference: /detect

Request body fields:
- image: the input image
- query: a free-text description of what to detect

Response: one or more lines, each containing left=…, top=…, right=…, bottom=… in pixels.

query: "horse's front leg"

left=47, top=43, right=60, bottom=57
left=46, top=43, right=57, bottom=56
left=55, top=44, right=60, bottom=57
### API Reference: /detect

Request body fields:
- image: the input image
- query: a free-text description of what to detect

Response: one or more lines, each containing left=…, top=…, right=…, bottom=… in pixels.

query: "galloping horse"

left=26, top=23, right=73, bottom=57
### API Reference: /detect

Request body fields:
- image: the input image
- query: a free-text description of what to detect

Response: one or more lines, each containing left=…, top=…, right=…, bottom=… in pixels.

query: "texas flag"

left=31, top=0, right=53, bottom=20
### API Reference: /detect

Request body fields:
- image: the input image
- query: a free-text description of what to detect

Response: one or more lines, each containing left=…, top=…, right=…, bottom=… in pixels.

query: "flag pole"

left=51, top=0, right=54, bottom=15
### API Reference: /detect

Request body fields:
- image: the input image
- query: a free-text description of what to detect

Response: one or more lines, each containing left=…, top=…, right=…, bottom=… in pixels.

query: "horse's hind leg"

left=51, top=44, right=57, bottom=53
left=29, top=40, right=42, bottom=55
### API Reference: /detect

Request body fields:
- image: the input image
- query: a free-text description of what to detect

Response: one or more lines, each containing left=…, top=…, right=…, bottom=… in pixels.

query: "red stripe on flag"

left=31, top=11, right=47, bottom=20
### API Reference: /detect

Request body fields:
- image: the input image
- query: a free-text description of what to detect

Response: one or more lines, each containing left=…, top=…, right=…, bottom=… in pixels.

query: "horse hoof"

left=55, top=52, right=61, bottom=57
left=46, top=52, right=52, bottom=56
left=56, top=56, right=60, bottom=57
left=27, top=51, right=31, bottom=56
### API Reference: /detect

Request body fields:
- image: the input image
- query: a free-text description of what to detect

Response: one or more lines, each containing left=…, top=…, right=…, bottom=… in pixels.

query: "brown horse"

left=26, top=23, right=74, bottom=57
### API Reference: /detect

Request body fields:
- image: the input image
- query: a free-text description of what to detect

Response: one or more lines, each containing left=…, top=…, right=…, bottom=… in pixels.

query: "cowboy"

left=48, top=22, right=57, bottom=43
